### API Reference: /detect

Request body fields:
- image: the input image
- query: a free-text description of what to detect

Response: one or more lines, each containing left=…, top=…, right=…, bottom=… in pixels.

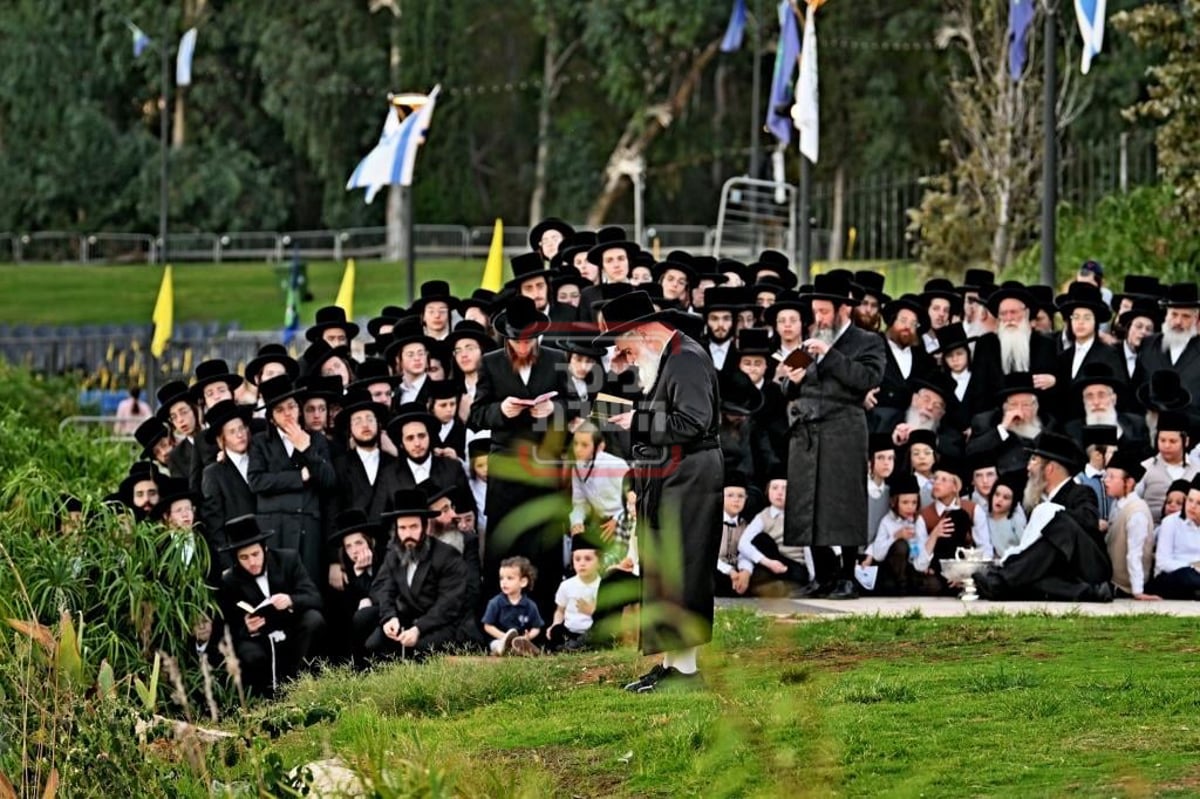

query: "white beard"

left=1162, top=327, right=1195, bottom=354
left=813, top=325, right=836, bottom=347
left=905, top=407, right=938, bottom=432
left=1009, top=418, right=1043, bottom=441
left=998, top=322, right=1032, bottom=374
left=965, top=320, right=988, bottom=339
left=1085, top=408, right=1119, bottom=427
left=636, top=349, right=661, bottom=396
left=1146, top=410, right=1158, bottom=438
left=1023, top=468, right=1046, bottom=513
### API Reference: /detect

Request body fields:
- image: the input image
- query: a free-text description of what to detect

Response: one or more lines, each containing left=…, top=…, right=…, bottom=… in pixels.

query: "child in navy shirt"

left=481, top=556, right=544, bottom=656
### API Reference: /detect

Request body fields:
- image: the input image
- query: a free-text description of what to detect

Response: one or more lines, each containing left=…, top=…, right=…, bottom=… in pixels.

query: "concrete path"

left=718, top=596, right=1200, bottom=618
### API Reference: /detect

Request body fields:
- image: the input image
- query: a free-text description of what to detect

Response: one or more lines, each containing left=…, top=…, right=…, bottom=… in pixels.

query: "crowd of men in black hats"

left=96, top=216, right=1200, bottom=696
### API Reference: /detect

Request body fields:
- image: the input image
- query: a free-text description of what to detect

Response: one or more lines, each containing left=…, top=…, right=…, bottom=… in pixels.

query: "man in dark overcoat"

left=782, top=272, right=886, bottom=599
left=595, top=291, right=723, bottom=693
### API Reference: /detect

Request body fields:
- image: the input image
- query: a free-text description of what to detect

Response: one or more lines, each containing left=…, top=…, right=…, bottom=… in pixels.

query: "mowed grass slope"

left=211, top=611, right=1200, bottom=798
left=0, top=260, right=918, bottom=330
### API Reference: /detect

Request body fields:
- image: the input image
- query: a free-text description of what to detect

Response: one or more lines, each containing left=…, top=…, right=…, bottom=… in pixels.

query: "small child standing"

left=481, top=557, right=544, bottom=656
left=546, top=540, right=602, bottom=652
left=987, top=475, right=1026, bottom=559
left=568, top=423, right=631, bottom=571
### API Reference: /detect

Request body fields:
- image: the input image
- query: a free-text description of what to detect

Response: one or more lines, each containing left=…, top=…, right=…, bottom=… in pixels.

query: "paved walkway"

left=718, top=596, right=1200, bottom=618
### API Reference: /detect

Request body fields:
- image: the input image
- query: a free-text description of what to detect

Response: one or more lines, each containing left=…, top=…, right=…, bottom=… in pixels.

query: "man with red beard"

left=867, top=294, right=936, bottom=433
left=1135, top=283, right=1200, bottom=415
left=851, top=271, right=889, bottom=332
left=468, top=295, right=570, bottom=620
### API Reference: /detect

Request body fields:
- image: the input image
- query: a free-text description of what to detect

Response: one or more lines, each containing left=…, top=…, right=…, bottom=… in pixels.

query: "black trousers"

left=234, top=608, right=325, bottom=697
left=1146, top=567, right=1200, bottom=599
left=364, top=620, right=461, bottom=661
left=746, top=532, right=810, bottom=592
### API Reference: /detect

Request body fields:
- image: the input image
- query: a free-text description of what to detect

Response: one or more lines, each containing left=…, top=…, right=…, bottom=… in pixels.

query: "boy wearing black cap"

left=1102, top=451, right=1157, bottom=600
left=715, top=472, right=752, bottom=597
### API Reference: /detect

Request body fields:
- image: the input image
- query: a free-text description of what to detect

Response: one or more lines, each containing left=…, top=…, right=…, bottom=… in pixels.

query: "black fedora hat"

left=327, top=508, right=377, bottom=546
left=385, top=401, right=439, bottom=443
left=920, top=278, right=960, bottom=306
left=590, top=282, right=637, bottom=314
left=426, top=379, right=463, bottom=402
left=415, top=478, right=456, bottom=506
left=763, top=290, right=812, bottom=327
left=299, top=374, right=345, bottom=405
left=348, top=357, right=402, bottom=391
left=1112, top=274, right=1163, bottom=310
left=203, top=399, right=254, bottom=445
left=334, top=388, right=389, bottom=433
left=445, top=320, right=498, bottom=353
left=411, top=280, right=459, bottom=315
left=1056, top=281, right=1112, bottom=323
left=300, top=339, right=356, bottom=379
left=1026, top=431, right=1086, bottom=473
left=882, top=293, right=931, bottom=332
left=1161, top=282, right=1200, bottom=309
left=720, top=371, right=764, bottom=415
left=305, top=305, right=360, bottom=343
left=384, top=317, right=438, bottom=363
left=366, top=305, right=408, bottom=339
left=703, top=286, right=750, bottom=313
left=558, top=231, right=599, bottom=265
left=380, top=488, right=440, bottom=522
left=1118, top=299, right=1163, bottom=329
left=985, top=280, right=1034, bottom=317
left=748, top=250, right=796, bottom=288
left=751, top=275, right=786, bottom=298
left=245, top=344, right=300, bottom=386
left=909, top=371, right=960, bottom=409
left=691, top=256, right=729, bottom=286
left=506, top=251, right=556, bottom=290
left=551, top=268, right=593, bottom=292
left=802, top=272, right=856, bottom=306
left=155, top=381, right=193, bottom=421
left=957, top=267, right=996, bottom=292
left=493, top=295, right=551, bottom=340
left=852, top=270, right=892, bottom=304
left=134, top=417, right=172, bottom=459
left=189, top=359, right=244, bottom=403
left=1106, top=448, right=1146, bottom=482
left=1136, top=369, right=1193, bottom=411
left=149, top=476, right=199, bottom=521
left=116, top=461, right=165, bottom=506
left=528, top=217, right=575, bottom=252
left=1071, top=362, right=1123, bottom=392
left=996, top=372, right=1038, bottom=399
left=219, top=514, right=274, bottom=553
left=887, top=473, right=921, bottom=496
left=257, top=374, right=307, bottom=410
left=719, top=258, right=750, bottom=284
left=652, top=257, right=697, bottom=285
left=589, top=290, right=677, bottom=347
left=459, top=289, right=498, bottom=314
left=586, top=226, right=639, bottom=267
left=929, top=322, right=976, bottom=355
left=736, top=327, right=773, bottom=356
left=1081, top=424, right=1118, bottom=451
left=1027, top=285, right=1058, bottom=318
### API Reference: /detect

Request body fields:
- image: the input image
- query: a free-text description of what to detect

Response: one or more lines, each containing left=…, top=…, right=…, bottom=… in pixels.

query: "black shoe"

left=624, top=663, right=669, bottom=692
left=1083, top=582, right=1113, bottom=603
left=826, top=579, right=859, bottom=600
left=790, top=580, right=828, bottom=599
left=634, top=667, right=701, bottom=693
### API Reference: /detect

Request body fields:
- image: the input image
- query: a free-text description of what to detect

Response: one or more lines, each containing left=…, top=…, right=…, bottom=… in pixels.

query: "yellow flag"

left=481, top=219, right=504, bottom=292
left=150, top=265, right=173, bottom=358
left=335, top=258, right=356, bottom=318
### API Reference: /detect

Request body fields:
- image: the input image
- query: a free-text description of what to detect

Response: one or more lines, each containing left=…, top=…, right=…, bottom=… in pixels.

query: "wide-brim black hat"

left=720, top=372, right=764, bottom=415
left=380, top=488, right=440, bottom=522
left=929, top=322, right=976, bottom=355
left=1026, top=432, right=1086, bottom=473
left=203, top=400, right=254, bottom=445
left=1056, top=281, right=1112, bottom=323
left=882, top=294, right=931, bottom=332
left=348, top=357, right=402, bottom=391
left=1111, top=275, right=1163, bottom=310
left=367, top=306, right=409, bottom=339
left=529, top=217, right=575, bottom=251
left=920, top=278, right=960, bottom=307
left=385, top=402, right=439, bottom=443
left=506, top=251, right=556, bottom=289
left=652, top=258, right=697, bottom=285
left=327, top=508, right=377, bottom=546
left=384, top=318, right=439, bottom=363
left=986, top=281, right=1035, bottom=317
left=552, top=323, right=607, bottom=359
left=551, top=269, right=593, bottom=292
left=736, top=327, right=773, bottom=356
left=909, top=373, right=960, bottom=409
left=190, top=359, right=244, bottom=403
left=589, top=290, right=678, bottom=347
left=411, top=280, right=460, bottom=314
left=117, top=462, right=165, bottom=504
left=1106, top=448, right=1147, bottom=482
left=493, top=296, right=552, bottom=340
left=305, top=305, right=361, bottom=343
left=245, top=344, right=300, bottom=386
left=957, top=268, right=996, bottom=292
left=219, top=514, right=275, bottom=553
left=762, top=291, right=812, bottom=327
left=301, top=340, right=355, bottom=379
left=748, top=250, right=795, bottom=286
left=718, top=258, right=749, bottom=283
left=1136, top=369, right=1193, bottom=411
left=703, top=286, right=751, bottom=313
left=1118, top=300, right=1163, bottom=329
left=1080, top=424, right=1118, bottom=451
left=298, top=374, right=345, bottom=405
left=852, top=270, right=892, bottom=304
left=134, top=417, right=171, bottom=459
left=445, top=320, right=498, bottom=352
left=1071, top=362, right=1123, bottom=392
left=996, top=372, right=1038, bottom=399
left=459, top=289, right=499, bottom=313
left=558, top=231, right=599, bottom=265
left=257, top=374, right=308, bottom=410
left=155, top=381, right=193, bottom=421
left=586, top=226, right=639, bottom=267
left=801, top=272, right=856, bottom=306
left=1161, top=282, right=1200, bottom=309
left=335, top=389, right=390, bottom=433
left=149, top=477, right=200, bottom=521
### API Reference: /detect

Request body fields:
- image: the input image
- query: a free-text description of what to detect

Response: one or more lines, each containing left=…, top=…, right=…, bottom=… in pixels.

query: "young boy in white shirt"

left=546, top=539, right=602, bottom=652
left=736, top=471, right=811, bottom=595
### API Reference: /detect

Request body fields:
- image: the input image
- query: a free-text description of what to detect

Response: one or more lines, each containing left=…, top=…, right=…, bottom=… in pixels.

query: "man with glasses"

left=967, top=373, right=1050, bottom=476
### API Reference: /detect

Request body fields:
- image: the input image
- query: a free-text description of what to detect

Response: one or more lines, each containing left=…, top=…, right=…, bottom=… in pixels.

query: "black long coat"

left=1136, top=334, right=1200, bottom=415
left=784, top=325, right=886, bottom=549
left=248, top=430, right=337, bottom=584
left=393, top=455, right=476, bottom=515
left=200, top=457, right=256, bottom=553
left=216, top=548, right=324, bottom=647
left=627, top=332, right=723, bottom=655
left=370, top=536, right=469, bottom=646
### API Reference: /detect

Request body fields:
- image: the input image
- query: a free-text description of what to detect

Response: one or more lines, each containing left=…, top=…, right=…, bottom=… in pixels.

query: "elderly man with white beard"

left=1062, top=363, right=1148, bottom=452
left=1136, top=283, right=1200, bottom=415
left=888, top=372, right=966, bottom=460
left=972, top=282, right=1058, bottom=398
left=967, top=373, right=1053, bottom=475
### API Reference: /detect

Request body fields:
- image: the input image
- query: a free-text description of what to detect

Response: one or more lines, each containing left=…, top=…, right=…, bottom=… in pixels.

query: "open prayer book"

left=511, top=390, right=558, bottom=407
left=591, top=392, right=634, bottom=422
left=236, top=598, right=290, bottom=632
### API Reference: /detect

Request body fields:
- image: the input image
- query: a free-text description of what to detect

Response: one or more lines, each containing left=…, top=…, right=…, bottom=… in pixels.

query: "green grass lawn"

left=0, top=260, right=918, bottom=330
left=203, top=610, right=1200, bottom=797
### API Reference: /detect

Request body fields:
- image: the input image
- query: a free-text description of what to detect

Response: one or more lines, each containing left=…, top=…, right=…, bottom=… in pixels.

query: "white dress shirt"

left=254, top=572, right=270, bottom=600
left=887, top=340, right=913, bottom=379
left=399, top=373, right=428, bottom=404
left=1123, top=342, right=1138, bottom=379
left=708, top=340, right=732, bottom=371
left=518, top=365, right=532, bottom=385
left=569, top=451, right=629, bottom=527
left=571, top=376, right=590, bottom=401
left=871, top=511, right=928, bottom=570
left=736, top=507, right=784, bottom=566
left=276, top=429, right=295, bottom=458
left=951, top=370, right=971, bottom=401
left=356, top=447, right=380, bottom=485
left=1114, top=494, right=1153, bottom=593
left=718, top=513, right=752, bottom=574
left=1070, top=337, right=1095, bottom=378
left=407, top=457, right=432, bottom=484
left=1154, top=513, right=1200, bottom=575
left=229, top=450, right=250, bottom=483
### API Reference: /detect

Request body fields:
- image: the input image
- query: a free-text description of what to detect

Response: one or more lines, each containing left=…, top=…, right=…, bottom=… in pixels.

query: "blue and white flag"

left=176, top=28, right=198, bottom=86
left=720, top=0, right=747, bottom=53
left=128, top=22, right=150, bottom=59
left=346, top=85, right=441, bottom=204
left=1008, top=0, right=1035, bottom=82
left=792, top=2, right=819, bottom=163
left=765, top=0, right=802, bottom=145
left=1074, top=0, right=1105, bottom=74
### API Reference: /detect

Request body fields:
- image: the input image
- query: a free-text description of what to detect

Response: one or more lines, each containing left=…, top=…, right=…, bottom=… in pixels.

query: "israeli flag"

left=1074, top=0, right=1105, bottom=74
left=346, top=85, right=441, bottom=204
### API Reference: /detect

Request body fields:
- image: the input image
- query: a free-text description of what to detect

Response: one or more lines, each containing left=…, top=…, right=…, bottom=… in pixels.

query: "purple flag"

left=1008, top=0, right=1035, bottom=82
left=766, top=0, right=802, bottom=145
left=721, top=0, right=748, bottom=53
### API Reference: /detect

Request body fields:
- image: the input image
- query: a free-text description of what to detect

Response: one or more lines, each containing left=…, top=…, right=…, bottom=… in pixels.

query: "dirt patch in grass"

left=491, top=744, right=629, bottom=797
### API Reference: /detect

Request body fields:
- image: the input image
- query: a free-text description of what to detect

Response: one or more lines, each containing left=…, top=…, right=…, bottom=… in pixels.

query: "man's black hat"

left=305, top=305, right=360, bottom=343
left=586, top=226, right=639, bottom=267
left=245, top=344, right=300, bottom=386
left=1026, top=431, right=1086, bottom=473
left=1136, top=369, right=1192, bottom=412
left=328, top=508, right=377, bottom=546
left=380, top=489, right=440, bottom=522
left=134, top=417, right=172, bottom=459
left=1056, top=281, right=1112, bottom=323
left=493, top=296, right=552, bottom=340
left=203, top=399, right=254, bottom=445
left=506, top=251, right=556, bottom=290
left=411, top=280, right=459, bottom=315
left=219, top=514, right=274, bottom=553
left=155, top=381, right=193, bottom=420
left=190, top=359, right=244, bottom=403
left=528, top=217, right=575, bottom=252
